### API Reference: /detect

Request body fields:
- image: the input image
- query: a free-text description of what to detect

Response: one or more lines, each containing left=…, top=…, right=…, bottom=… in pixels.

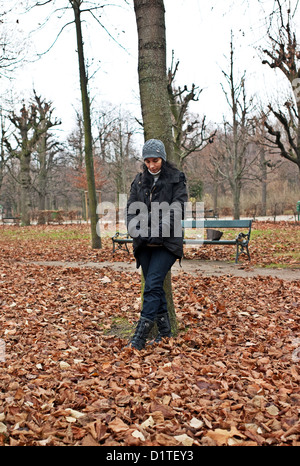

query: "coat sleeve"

left=163, top=171, right=188, bottom=233
left=149, top=171, right=188, bottom=243
left=125, top=174, right=149, bottom=239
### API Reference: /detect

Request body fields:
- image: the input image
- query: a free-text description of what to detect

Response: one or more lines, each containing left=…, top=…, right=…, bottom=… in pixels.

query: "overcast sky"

left=2, top=0, right=297, bottom=140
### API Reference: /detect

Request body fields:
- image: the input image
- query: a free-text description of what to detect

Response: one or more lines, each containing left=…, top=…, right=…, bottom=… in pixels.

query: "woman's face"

left=144, top=157, right=163, bottom=174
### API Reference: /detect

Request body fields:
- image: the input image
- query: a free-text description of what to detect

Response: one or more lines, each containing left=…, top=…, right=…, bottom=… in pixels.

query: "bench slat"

left=184, top=239, right=236, bottom=245
left=183, top=219, right=252, bottom=229
left=112, top=218, right=253, bottom=263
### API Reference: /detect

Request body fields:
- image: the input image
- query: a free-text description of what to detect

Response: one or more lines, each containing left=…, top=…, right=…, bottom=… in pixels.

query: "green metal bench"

left=111, top=231, right=132, bottom=254
left=182, top=219, right=252, bottom=263
left=112, top=218, right=253, bottom=263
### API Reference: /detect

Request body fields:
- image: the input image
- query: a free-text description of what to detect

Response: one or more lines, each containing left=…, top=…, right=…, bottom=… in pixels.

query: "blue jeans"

left=137, top=246, right=177, bottom=321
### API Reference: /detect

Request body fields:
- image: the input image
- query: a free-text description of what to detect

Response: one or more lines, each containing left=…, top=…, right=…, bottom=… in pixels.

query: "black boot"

left=130, top=317, right=154, bottom=350
left=155, top=312, right=172, bottom=342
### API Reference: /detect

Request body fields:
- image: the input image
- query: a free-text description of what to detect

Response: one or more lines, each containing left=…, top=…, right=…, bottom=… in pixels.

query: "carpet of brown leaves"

left=0, top=222, right=299, bottom=446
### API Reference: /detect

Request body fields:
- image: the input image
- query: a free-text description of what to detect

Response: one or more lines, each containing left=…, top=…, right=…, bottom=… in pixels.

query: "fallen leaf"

left=65, top=416, right=77, bottom=423
left=59, top=361, right=70, bottom=370
left=265, top=405, right=279, bottom=416
left=206, top=427, right=245, bottom=446
left=132, top=430, right=145, bottom=441
left=141, top=416, right=155, bottom=429
left=108, top=417, right=129, bottom=433
left=174, top=434, right=194, bottom=446
left=190, top=417, right=204, bottom=429
left=0, top=423, right=7, bottom=434
left=65, top=408, right=84, bottom=419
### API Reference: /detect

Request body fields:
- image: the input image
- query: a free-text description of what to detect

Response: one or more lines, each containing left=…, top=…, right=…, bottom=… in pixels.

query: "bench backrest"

left=182, top=219, right=252, bottom=229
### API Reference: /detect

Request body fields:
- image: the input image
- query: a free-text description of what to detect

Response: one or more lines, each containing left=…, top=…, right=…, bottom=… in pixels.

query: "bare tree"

left=67, top=109, right=85, bottom=169
left=0, top=109, right=12, bottom=195
left=261, top=0, right=300, bottom=180
left=93, top=105, right=140, bottom=204
left=94, top=104, right=120, bottom=162
left=0, top=3, right=28, bottom=78
left=4, top=91, right=60, bottom=225
left=250, top=113, right=283, bottom=215
left=218, top=34, right=257, bottom=219
left=167, top=53, right=216, bottom=168
left=33, top=100, right=62, bottom=223
left=27, top=0, right=117, bottom=247
left=69, top=0, right=101, bottom=247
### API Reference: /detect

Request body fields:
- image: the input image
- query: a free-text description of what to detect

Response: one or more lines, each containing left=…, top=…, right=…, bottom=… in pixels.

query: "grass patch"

left=250, top=229, right=274, bottom=239
left=263, top=263, right=295, bottom=269
left=0, top=226, right=91, bottom=241
left=106, top=317, right=135, bottom=339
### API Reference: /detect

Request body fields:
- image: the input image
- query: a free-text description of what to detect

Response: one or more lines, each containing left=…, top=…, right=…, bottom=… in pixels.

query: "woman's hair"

left=140, top=159, right=180, bottom=187
left=142, top=159, right=177, bottom=174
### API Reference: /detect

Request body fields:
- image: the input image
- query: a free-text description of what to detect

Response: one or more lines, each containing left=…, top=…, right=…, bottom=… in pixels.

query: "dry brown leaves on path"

left=0, top=254, right=299, bottom=446
left=0, top=221, right=299, bottom=267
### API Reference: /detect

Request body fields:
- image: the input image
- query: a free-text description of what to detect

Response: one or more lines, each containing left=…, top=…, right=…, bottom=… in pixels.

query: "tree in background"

left=4, top=91, right=60, bottom=225
left=0, top=4, right=28, bottom=78
left=68, top=157, right=106, bottom=192
left=261, top=0, right=300, bottom=181
left=218, top=34, right=256, bottom=219
left=96, top=107, right=139, bottom=204
left=70, top=0, right=101, bottom=248
left=0, top=109, right=12, bottom=196
left=27, top=0, right=105, bottom=245
left=32, top=93, right=62, bottom=224
left=167, top=53, right=216, bottom=169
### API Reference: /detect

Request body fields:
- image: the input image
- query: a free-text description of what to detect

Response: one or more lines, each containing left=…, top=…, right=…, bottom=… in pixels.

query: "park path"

left=29, top=259, right=300, bottom=281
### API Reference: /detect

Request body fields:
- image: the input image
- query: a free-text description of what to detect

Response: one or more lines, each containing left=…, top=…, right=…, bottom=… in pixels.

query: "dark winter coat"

left=126, top=162, right=188, bottom=266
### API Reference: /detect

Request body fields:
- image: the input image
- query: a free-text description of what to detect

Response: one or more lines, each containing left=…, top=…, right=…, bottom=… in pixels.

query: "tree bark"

left=133, top=0, right=177, bottom=335
left=134, top=0, right=175, bottom=163
left=71, top=0, right=101, bottom=248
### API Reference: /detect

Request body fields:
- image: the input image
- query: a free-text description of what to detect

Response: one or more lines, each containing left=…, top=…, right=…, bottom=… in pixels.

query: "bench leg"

left=235, top=243, right=251, bottom=263
left=112, top=240, right=130, bottom=254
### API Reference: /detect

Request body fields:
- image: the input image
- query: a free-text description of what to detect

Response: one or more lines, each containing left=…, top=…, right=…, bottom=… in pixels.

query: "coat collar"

left=140, top=165, right=180, bottom=188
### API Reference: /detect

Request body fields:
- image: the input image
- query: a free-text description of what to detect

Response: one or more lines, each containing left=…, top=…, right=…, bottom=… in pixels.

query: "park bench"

left=203, top=208, right=218, bottom=219
left=182, top=219, right=252, bottom=263
left=112, top=218, right=253, bottom=263
left=1, top=216, right=21, bottom=226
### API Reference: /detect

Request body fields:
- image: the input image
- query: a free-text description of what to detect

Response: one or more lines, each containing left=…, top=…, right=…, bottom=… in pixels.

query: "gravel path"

left=29, top=259, right=300, bottom=281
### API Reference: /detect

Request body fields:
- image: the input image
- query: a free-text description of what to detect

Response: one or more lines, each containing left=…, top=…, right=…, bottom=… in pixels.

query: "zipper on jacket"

left=150, top=185, right=156, bottom=203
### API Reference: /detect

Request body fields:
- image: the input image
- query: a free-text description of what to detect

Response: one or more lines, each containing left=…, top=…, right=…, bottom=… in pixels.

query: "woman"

left=126, top=139, right=188, bottom=350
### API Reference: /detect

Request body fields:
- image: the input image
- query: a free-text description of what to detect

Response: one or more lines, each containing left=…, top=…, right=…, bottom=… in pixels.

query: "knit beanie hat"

left=142, top=139, right=167, bottom=161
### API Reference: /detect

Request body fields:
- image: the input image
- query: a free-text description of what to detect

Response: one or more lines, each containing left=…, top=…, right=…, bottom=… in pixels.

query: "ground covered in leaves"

left=0, top=222, right=299, bottom=446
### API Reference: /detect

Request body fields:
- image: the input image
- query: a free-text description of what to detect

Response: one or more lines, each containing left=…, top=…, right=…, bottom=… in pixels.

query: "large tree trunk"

left=134, top=0, right=178, bottom=336
left=72, top=0, right=101, bottom=249
left=134, top=0, right=175, bottom=164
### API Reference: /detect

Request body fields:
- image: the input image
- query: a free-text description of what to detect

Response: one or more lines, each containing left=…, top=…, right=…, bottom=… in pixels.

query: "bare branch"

left=87, top=8, right=131, bottom=55
left=37, top=20, right=74, bottom=56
